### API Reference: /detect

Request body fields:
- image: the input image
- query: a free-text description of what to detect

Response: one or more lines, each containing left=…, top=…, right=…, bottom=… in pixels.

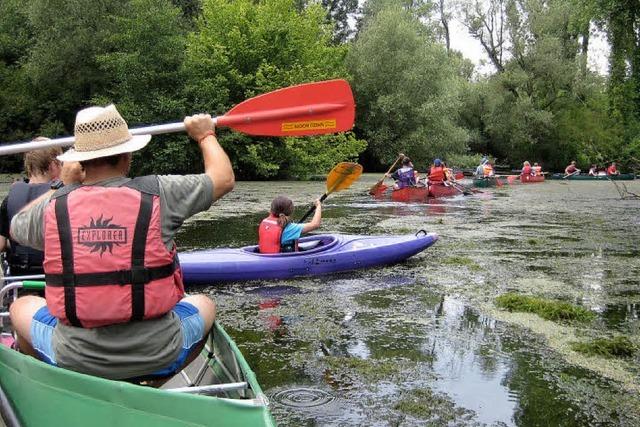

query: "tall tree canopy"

left=348, top=3, right=469, bottom=169
left=184, top=0, right=365, bottom=179
left=0, top=0, right=638, bottom=175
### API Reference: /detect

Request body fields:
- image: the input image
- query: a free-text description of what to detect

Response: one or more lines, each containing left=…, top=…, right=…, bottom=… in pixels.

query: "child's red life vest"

left=43, top=177, right=184, bottom=328
left=429, top=166, right=445, bottom=182
left=258, top=214, right=283, bottom=254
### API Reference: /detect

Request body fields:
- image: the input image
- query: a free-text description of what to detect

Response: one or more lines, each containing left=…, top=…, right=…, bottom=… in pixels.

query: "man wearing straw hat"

left=8, top=104, right=234, bottom=380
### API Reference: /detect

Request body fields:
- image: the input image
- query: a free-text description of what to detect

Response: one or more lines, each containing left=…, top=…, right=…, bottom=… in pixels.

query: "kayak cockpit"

left=241, top=234, right=339, bottom=256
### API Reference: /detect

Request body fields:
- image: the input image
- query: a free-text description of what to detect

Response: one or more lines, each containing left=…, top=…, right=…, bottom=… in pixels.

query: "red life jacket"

left=429, top=166, right=445, bottom=182
left=258, top=214, right=282, bottom=254
left=607, top=165, right=617, bottom=175
left=521, top=165, right=532, bottom=176
left=43, top=177, right=184, bottom=328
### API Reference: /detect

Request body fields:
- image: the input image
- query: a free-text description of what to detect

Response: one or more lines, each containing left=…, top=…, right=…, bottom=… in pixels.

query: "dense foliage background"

left=0, top=0, right=638, bottom=177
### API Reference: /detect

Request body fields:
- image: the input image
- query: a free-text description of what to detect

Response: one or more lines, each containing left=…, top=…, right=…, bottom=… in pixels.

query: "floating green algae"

left=324, top=356, right=404, bottom=382
left=393, top=388, right=473, bottom=423
left=571, top=336, right=638, bottom=358
left=441, top=255, right=481, bottom=270
left=496, top=293, right=596, bottom=322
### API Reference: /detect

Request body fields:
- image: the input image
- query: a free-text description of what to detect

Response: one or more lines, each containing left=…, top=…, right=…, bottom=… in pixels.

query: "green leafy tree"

left=296, top=0, right=359, bottom=43
left=458, top=0, right=626, bottom=170
left=184, top=0, right=364, bottom=179
left=23, top=0, right=122, bottom=128
left=348, top=3, right=468, bottom=169
left=0, top=0, right=39, bottom=172
left=92, top=0, right=193, bottom=175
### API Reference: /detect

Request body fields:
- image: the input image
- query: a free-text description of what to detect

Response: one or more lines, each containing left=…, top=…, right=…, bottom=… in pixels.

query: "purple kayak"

left=179, top=231, right=438, bottom=285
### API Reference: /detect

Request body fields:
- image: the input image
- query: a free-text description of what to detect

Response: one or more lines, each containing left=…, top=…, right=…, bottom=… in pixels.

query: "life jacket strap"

left=54, top=194, right=82, bottom=327
left=130, top=192, right=153, bottom=321
left=45, top=262, right=176, bottom=287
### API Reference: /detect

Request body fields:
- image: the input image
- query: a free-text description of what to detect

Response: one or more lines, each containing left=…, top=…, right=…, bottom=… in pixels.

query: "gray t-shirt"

left=10, top=174, right=213, bottom=379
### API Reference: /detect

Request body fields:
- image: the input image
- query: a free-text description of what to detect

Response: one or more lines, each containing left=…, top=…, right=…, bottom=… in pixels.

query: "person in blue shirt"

left=258, top=196, right=322, bottom=253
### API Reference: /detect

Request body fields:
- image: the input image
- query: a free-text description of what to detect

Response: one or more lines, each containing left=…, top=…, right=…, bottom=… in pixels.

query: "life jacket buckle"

left=62, top=272, right=76, bottom=286
left=131, top=266, right=150, bottom=285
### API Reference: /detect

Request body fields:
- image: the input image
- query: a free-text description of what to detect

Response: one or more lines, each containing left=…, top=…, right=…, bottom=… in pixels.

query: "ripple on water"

left=271, top=388, right=336, bottom=408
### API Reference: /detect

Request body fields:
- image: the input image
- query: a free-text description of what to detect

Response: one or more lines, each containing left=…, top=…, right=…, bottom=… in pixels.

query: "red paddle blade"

left=217, top=80, right=355, bottom=137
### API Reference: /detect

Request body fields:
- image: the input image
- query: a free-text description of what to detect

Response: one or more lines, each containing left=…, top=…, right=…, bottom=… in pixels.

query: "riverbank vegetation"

left=1, top=0, right=638, bottom=177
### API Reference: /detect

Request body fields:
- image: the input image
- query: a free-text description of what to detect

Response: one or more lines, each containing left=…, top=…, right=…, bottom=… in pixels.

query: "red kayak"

left=520, top=174, right=545, bottom=183
left=428, top=183, right=460, bottom=198
left=391, top=186, right=429, bottom=202
left=373, top=183, right=462, bottom=202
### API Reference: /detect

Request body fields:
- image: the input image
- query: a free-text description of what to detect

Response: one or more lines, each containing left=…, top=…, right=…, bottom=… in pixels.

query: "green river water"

left=2, top=173, right=639, bottom=426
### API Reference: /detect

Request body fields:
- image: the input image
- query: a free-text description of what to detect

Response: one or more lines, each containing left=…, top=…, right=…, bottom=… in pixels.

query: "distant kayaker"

left=428, top=159, right=446, bottom=183
left=475, top=158, right=495, bottom=178
left=443, top=162, right=455, bottom=182
left=0, top=141, right=64, bottom=276
left=258, top=196, right=322, bottom=254
left=532, top=162, right=542, bottom=176
left=564, top=161, right=580, bottom=175
left=8, top=105, right=234, bottom=381
left=386, top=157, right=417, bottom=189
left=588, top=164, right=598, bottom=176
left=607, top=162, right=619, bottom=176
left=521, top=161, right=532, bottom=176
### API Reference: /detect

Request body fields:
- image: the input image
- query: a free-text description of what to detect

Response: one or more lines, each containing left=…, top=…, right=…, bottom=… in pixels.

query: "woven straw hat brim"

left=57, top=134, right=151, bottom=162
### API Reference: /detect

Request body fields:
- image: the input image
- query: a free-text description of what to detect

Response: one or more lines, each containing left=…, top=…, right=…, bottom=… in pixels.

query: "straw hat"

left=58, top=104, right=151, bottom=162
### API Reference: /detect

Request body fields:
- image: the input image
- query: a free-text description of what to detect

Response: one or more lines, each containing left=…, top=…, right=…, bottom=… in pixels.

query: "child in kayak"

left=258, top=196, right=322, bottom=253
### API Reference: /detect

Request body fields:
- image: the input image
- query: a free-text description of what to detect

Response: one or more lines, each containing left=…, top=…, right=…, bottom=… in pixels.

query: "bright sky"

left=352, top=1, right=610, bottom=77
left=449, top=16, right=610, bottom=76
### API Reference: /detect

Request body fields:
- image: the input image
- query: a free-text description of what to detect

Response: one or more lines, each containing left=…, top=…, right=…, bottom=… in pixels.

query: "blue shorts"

left=30, top=302, right=205, bottom=376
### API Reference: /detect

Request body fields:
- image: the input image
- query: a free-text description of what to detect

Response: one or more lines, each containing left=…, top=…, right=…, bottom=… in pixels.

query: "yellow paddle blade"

left=326, top=162, right=363, bottom=194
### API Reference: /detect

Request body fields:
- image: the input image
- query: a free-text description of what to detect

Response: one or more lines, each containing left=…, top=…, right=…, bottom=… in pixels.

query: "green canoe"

left=472, top=176, right=505, bottom=187
left=0, top=281, right=275, bottom=427
left=549, top=173, right=635, bottom=180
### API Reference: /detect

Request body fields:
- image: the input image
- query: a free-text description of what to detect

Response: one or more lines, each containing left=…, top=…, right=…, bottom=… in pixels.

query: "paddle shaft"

left=299, top=194, right=327, bottom=223
left=0, top=122, right=187, bottom=155
left=0, top=103, right=345, bottom=156
left=379, top=155, right=403, bottom=184
left=298, top=162, right=362, bottom=223
left=563, top=169, right=580, bottom=179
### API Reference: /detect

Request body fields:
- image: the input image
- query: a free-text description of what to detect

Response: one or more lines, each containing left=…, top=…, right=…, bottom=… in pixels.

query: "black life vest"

left=5, top=181, right=51, bottom=274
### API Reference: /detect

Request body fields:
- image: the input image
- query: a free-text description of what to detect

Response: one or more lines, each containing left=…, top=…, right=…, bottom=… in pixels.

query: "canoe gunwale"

left=0, top=381, right=21, bottom=427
